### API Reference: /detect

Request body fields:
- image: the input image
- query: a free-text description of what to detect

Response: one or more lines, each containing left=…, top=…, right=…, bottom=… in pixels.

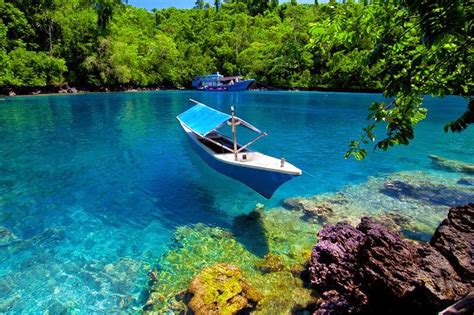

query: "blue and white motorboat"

left=177, top=99, right=302, bottom=198
left=191, top=73, right=255, bottom=91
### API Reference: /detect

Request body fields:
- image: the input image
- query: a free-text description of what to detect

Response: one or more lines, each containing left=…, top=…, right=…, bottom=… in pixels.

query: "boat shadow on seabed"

left=231, top=210, right=269, bottom=258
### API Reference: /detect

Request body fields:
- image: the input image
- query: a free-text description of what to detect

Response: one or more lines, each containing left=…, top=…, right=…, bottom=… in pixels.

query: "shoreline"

left=1, top=84, right=384, bottom=97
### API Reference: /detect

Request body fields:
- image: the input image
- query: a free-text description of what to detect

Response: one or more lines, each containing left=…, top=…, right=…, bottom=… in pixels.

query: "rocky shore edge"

left=308, top=203, right=473, bottom=314
left=1, top=85, right=171, bottom=96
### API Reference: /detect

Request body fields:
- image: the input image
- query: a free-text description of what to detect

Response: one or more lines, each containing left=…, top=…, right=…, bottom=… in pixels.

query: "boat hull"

left=182, top=126, right=294, bottom=198
left=197, top=80, right=256, bottom=92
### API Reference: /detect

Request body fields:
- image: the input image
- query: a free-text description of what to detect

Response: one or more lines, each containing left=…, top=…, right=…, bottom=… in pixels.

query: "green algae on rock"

left=255, top=253, right=284, bottom=273
left=188, top=263, right=262, bottom=315
left=143, top=208, right=317, bottom=314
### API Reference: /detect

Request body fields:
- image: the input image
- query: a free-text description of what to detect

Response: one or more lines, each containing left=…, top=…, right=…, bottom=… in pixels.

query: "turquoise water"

left=0, top=91, right=472, bottom=312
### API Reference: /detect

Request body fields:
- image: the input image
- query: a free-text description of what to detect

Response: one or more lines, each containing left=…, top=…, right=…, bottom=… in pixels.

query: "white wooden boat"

left=177, top=99, right=301, bottom=198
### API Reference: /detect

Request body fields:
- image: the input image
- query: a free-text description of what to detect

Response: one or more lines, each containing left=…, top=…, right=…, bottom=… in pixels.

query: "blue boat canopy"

left=177, top=104, right=231, bottom=137
left=177, top=102, right=262, bottom=137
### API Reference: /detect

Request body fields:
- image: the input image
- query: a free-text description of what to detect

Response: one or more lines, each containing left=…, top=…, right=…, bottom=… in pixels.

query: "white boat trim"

left=180, top=121, right=302, bottom=176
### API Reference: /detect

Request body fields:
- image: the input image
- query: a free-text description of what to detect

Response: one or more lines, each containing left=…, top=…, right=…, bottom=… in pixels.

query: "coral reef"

left=308, top=207, right=473, bottom=314
left=187, top=263, right=262, bottom=315
left=429, top=155, right=474, bottom=175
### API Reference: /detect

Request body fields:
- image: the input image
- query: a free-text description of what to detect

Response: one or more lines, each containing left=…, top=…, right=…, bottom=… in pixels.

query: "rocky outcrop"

left=58, top=86, right=79, bottom=94
left=187, top=263, right=262, bottom=315
left=308, top=205, right=473, bottom=314
left=431, top=204, right=474, bottom=283
left=439, top=291, right=474, bottom=315
left=429, top=155, right=474, bottom=175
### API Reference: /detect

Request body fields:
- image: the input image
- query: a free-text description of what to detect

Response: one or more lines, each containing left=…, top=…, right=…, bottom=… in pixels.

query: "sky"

left=128, top=0, right=317, bottom=10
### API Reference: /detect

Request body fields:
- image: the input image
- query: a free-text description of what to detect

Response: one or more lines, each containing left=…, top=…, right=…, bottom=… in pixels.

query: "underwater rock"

left=382, top=179, right=474, bottom=207
left=255, top=253, right=285, bottom=273
left=187, top=263, right=262, bottom=315
left=0, top=226, right=19, bottom=246
left=283, top=198, right=334, bottom=223
left=308, top=217, right=472, bottom=314
left=458, top=178, right=474, bottom=186
left=429, top=155, right=474, bottom=175
left=374, top=212, right=412, bottom=231
left=431, top=204, right=474, bottom=282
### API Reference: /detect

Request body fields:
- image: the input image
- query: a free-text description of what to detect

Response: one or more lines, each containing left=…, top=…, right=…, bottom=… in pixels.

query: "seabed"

left=141, top=163, right=474, bottom=314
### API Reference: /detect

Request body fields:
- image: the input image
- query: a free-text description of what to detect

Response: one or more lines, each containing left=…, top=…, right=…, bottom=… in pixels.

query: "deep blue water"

left=0, top=91, right=472, bottom=312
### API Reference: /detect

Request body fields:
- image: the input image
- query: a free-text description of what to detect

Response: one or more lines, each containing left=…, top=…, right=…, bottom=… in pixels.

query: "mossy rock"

left=255, top=253, right=284, bottom=273
left=188, top=263, right=262, bottom=315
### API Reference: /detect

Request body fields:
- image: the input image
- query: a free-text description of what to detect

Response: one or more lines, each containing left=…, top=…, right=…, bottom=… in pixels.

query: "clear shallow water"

left=0, top=91, right=472, bottom=312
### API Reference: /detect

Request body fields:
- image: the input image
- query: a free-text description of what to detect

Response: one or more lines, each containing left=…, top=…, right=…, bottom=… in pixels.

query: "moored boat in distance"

left=191, top=72, right=255, bottom=91
left=177, top=99, right=302, bottom=198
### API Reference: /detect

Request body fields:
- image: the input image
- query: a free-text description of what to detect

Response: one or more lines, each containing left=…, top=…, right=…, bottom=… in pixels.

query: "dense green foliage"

left=0, top=0, right=389, bottom=90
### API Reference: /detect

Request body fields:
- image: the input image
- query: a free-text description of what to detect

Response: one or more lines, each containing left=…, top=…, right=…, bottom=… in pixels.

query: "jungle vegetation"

left=0, top=0, right=472, bottom=157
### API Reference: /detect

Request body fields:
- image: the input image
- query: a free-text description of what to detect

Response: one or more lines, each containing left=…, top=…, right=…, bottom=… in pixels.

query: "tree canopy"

left=307, top=0, right=473, bottom=159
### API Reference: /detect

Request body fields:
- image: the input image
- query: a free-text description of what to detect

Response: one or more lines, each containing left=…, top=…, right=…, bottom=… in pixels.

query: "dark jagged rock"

left=382, top=179, right=474, bottom=207
left=308, top=213, right=472, bottom=314
left=431, top=204, right=474, bottom=282
left=439, top=291, right=474, bottom=315
left=429, top=155, right=474, bottom=175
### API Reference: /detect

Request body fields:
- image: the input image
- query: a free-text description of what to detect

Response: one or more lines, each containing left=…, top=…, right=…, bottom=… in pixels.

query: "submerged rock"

left=429, top=155, right=474, bottom=175
left=431, top=204, right=474, bottom=282
left=382, top=179, right=474, bottom=207
left=187, top=263, right=262, bottom=315
left=308, top=212, right=472, bottom=314
left=255, top=253, right=285, bottom=273
left=283, top=197, right=334, bottom=223
left=0, top=226, right=19, bottom=246
left=458, top=177, right=474, bottom=186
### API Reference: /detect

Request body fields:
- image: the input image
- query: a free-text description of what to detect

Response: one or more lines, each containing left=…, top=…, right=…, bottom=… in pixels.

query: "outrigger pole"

left=230, top=106, right=239, bottom=161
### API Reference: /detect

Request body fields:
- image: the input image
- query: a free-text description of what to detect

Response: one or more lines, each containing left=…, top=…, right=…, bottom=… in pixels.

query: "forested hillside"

left=0, top=0, right=471, bottom=96
left=0, top=0, right=389, bottom=91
